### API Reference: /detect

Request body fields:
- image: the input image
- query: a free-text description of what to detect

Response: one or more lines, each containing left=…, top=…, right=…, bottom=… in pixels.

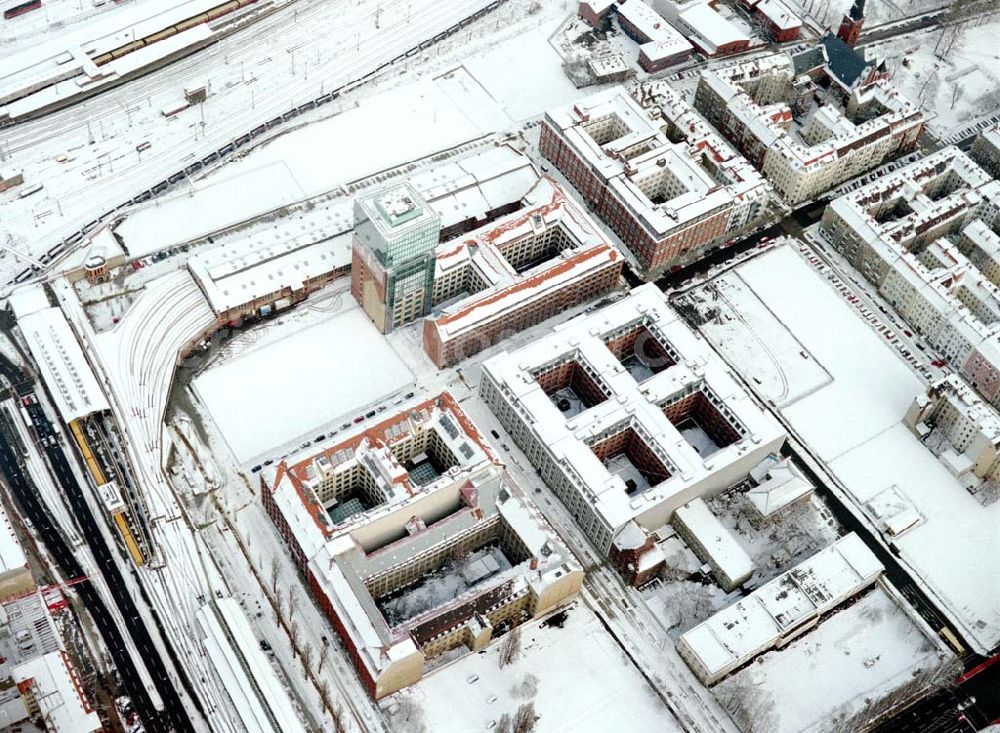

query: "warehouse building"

left=261, top=392, right=582, bottom=698
left=540, top=84, right=770, bottom=278
left=479, top=285, right=786, bottom=569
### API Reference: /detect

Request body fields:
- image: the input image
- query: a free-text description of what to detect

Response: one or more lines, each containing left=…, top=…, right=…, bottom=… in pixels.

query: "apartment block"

left=540, top=84, right=770, bottom=278
left=905, top=375, right=1000, bottom=483
left=821, top=147, right=1000, bottom=408
left=422, top=177, right=623, bottom=368
left=261, top=392, right=582, bottom=699
left=694, top=38, right=923, bottom=204
left=479, top=285, right=786, bottom=573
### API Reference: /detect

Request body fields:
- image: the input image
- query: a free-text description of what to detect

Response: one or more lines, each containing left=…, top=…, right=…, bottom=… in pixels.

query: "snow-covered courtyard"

left=716, top=585, right=955, bottom=733
left=685, top=244, right=1000, bottom=655
left=383, top=602, right=683, bottom=733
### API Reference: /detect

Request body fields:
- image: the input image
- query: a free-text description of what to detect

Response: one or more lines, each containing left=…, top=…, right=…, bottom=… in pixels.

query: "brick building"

left=540, top=84, right=770, bottom=279
left=261, top=392, right=582, bottom=698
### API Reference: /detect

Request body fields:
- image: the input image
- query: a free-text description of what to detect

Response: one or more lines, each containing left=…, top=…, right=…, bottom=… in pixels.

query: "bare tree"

left=513, top=701, right=538, bottom=733
left=499, top=626, right=521, bottom=668
left=302, top=645, right=313, bottom=674
left=716, top=676, right=777, bottom=733
left=331, top=702, right=346, bottom=733
left=288, top=591, right=298, bottom=624
left=290, top=622, right=300, bottom=657
left=392, top=698, right=427, bottom=733
left=270, top=555, right=279, bottom=595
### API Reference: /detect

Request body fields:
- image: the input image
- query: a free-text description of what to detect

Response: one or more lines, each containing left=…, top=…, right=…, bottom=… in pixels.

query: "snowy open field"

left=193, top=303, right=414, bottom=463
left=786, top=0, right=950, bottom=26
left=383, top=602, right=682, bottom=733
left=688, top=244, right=1000, bottom=655
left=874, top=17, right=1000, bottom=137
left=716, top=586, right=952, bottom=733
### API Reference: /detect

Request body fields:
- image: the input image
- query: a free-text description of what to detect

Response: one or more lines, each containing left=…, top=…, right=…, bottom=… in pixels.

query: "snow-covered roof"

left=481, top=284, right=786, bottom=541
left=615, top=0, right=684, bottom=44
left=747, top=455, right=813, bottom=517
left=543, top=85, right=769, bottom=244
left=673, top=498, right=753, bottom=584
left=196, top=597, right=306, bottom=733
left=678, top=533, right=883, bottom=681
left=411, top=144, right=539, bottom=231
left=697, top=49, right=923, bottom=194
left=12, top=651, right=101, bottom=733
left=266, top=394, right=578, bottom=684
left=678, top=3, right=748, bottom=53
left=753, top=0, right=801, bottom=31
left=7, top=284, right=50, bottom=320
left=188, top=225, right=352, bottom=315
left=17, top=307, right=110, bottom=422
left=427, top=178, right=619, bottom=340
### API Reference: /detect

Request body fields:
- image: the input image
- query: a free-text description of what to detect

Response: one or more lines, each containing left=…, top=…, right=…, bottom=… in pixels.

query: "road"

left=0, top=352, right=194, bottom=733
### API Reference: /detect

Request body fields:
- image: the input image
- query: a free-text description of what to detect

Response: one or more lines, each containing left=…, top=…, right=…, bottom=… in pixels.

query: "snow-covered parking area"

left=383, top=602, right=683, bottom=733
left=192, top=301, right=414, bottom=464
left=684, top=244, right=1000, bottom=655
left=716, top=585, right=954, bottom=733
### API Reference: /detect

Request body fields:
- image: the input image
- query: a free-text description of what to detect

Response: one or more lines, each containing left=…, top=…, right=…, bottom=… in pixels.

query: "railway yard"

left=1, top=0, right=1000, bottom=732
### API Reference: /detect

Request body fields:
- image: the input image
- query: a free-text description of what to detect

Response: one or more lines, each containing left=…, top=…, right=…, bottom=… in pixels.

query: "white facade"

left=672, top=497, right=753, bottom=591
left=694, top=50, right=924, bottom=204
left=822, top=147, right=1000, bottom=408
left=479, top=284, right=786, bottom=553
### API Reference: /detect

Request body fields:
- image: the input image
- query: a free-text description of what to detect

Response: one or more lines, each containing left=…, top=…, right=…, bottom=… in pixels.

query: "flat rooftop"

left=481, top=283, right=786, bottom=535
left=679, top=533, right=883, bottom=680
left=17, top=306, right=110, bottom=423
left=691, top=243, right=1000, bottom=654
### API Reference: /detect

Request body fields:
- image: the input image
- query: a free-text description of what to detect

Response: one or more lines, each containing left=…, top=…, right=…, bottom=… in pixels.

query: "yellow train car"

left=113, top=513, right=145, bottom=566
left=69, top=420, right=107, bottom=487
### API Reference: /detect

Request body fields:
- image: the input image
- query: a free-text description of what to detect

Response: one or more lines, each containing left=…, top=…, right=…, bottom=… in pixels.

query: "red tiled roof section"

left=435, top=243, right=620, bottom=326
left=271, top=460, right=334, bottom=540
left=268, top=391, right=500, bottom=529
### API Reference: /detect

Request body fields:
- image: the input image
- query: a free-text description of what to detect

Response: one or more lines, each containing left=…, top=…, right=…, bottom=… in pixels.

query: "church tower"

left=837, top=0, right=866, bottom=48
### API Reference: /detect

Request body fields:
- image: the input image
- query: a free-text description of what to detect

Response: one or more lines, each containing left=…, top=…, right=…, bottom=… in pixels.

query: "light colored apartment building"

left=677, top=533, right=883, bottom=684
left=821, top=147, right=1000, bottom=409
left=905, top=375, right=1000, bottom=483
left=540, top=84, right=771, bottom=278
left=261, top=392, right=582, bottom=699
left=478, top=284, right=786, bottom=573
left=971, top=125, right=1000, bottom=180
left=694, top=38, right=923, bottom=204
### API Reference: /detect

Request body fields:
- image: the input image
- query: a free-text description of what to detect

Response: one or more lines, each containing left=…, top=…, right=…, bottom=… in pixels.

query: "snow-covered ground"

left=683, top=277, right=831, bottom=408
left=0, top=0, right=574, bottom=287
left=687, top=244, right=1000, bottom=655
left=383, top=602, right=683, bottom=733
left=113, top=12, right=583, bottom=257
left=192, top=300, right=414, bottom=464
left=872, top=17, right=1000, bottom=137
left=716, top=585, right=953, bottom=733
left=786, top=0, right=949, bottom=27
